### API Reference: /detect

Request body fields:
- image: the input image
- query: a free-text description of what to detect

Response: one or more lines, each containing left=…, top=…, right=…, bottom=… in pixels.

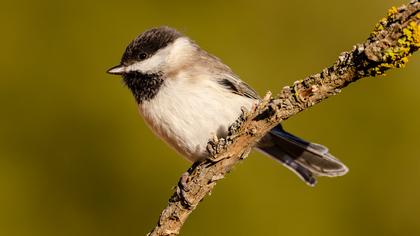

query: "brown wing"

left=217, top=75, right=260, bottom=100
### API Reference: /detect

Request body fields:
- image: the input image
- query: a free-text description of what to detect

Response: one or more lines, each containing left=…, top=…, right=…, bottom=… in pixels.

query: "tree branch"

left=148, top=1, right=420, bottom=235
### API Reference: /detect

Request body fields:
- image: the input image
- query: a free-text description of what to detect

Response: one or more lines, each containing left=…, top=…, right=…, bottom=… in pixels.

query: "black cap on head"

left=121, top=26, right=183, bottom=65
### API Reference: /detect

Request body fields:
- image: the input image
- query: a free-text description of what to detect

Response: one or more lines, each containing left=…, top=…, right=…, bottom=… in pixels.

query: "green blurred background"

left=1, top=0, right=419, bottom=235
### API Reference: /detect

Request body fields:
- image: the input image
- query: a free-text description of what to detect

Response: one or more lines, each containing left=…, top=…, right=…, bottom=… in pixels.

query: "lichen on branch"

left=365, top=5, right=420, bottom=75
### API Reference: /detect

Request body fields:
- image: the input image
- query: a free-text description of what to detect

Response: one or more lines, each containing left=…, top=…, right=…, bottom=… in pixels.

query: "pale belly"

left=138, top=78, right=257, bottom=162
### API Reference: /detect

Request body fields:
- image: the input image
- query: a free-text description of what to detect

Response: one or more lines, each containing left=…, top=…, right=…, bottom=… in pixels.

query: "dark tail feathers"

left=256, top=125, right=348, bottom=186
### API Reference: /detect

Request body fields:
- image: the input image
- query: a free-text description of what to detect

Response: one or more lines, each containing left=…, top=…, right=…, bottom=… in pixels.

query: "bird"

left=107, top=26, right=348, bottom=186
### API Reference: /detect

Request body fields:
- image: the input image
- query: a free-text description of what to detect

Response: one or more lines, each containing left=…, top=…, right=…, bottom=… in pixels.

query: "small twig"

left=148, top=1, right=420, bottom=235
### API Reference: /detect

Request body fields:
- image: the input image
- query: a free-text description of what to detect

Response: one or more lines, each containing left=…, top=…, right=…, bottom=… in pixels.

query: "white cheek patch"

left=125, top=37, right=193, bottom=74
left=165, top=37, right=194, bottom=66
left=127, top=51, right=168, bottom=74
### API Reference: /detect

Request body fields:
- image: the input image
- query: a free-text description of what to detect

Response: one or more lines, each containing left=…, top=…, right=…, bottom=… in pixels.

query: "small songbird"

left=107, top=26, right=348, bottom=186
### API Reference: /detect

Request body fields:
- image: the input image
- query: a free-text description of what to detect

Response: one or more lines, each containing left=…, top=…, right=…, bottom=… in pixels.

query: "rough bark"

left=148, top=1, right=420, bottom=235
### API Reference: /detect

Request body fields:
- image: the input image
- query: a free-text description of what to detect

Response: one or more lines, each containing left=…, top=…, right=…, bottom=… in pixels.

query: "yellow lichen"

left=388, top=6, right=398, bottom=17
left=371, top=7, right=398, bottom=37
left=368, top=20, right=420, bottom=76
left=372, top=17, right=387, bottom=36
left=407, top=21, right=420, bottom=47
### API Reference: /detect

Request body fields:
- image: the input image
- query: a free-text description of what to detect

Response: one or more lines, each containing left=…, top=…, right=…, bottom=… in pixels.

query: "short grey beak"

left=107, top=64, right=125, bottom=75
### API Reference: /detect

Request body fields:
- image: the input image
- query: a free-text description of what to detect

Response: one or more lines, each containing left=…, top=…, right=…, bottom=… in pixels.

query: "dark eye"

left=139, top=53, right=147, bottom=60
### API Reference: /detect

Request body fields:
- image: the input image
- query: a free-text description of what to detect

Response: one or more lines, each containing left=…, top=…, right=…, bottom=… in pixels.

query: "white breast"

left=139, top=75, right=257, bottom=162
